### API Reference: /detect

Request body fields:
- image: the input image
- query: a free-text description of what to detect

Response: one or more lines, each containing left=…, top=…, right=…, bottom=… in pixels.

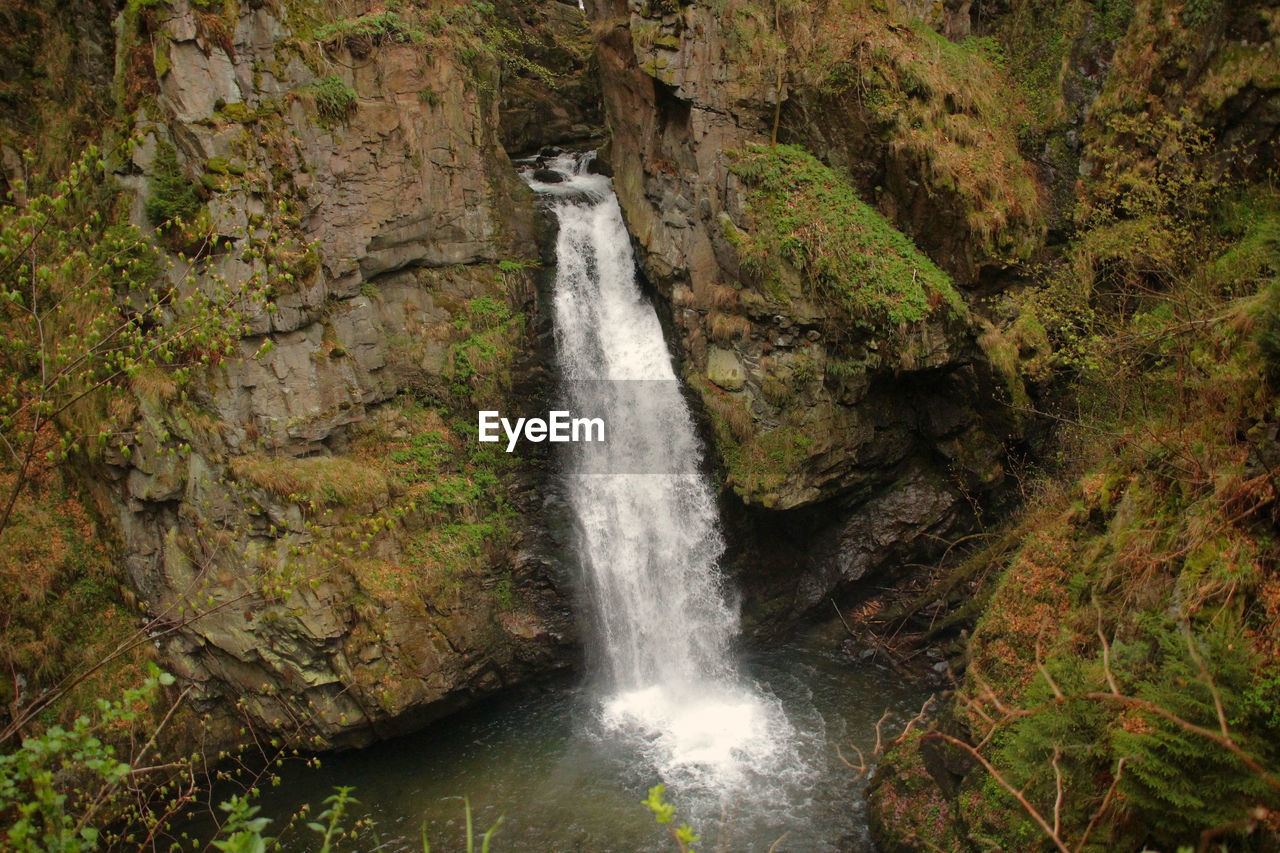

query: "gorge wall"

left=582, top=0, right=1030, bottom=625
left=3, top=0, right=1040, bottom=748
left=114, top=0, right=590, bottom=749
left=5, top=12, right=1276, bottom=846
left=2, top=0, right=604, bottom=750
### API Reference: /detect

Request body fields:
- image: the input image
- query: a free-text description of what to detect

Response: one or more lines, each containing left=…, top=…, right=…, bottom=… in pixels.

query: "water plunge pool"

left=256, top=634, right=931, bottom=852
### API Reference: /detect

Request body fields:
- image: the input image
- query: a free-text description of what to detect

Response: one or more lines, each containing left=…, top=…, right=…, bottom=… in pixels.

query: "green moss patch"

left=729, top=144, right=963, bottom=328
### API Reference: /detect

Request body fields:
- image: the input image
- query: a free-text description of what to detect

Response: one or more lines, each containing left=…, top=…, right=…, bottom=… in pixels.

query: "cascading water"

left=526, top=153, right=802, bottom=811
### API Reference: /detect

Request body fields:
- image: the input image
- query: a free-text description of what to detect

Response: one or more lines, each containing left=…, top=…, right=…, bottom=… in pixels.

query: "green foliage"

left=389, top=430, right=452, bottom=480
left=0, top=141, right=268, bottom=740
left=642, top=784, right=700, bottom=853
left=446, top=296, right=524, bottom=403
left=1015, top=112, right=1227, bottom=379
left=900, top=43, right=1280, bottom=839
left=497, top=258, right=536, bottom=274
left=1179, top=0, right=1217, bottom=29
left=1092, top=0, right=1134, bottom=40
left=313, top=76, right=357, bottom=128
left=314, top=11, right=423, bottom=48
left=0, top=666, right=172, bottom=851
left=143, top=140, right=201, bottom=227
left=728, top=144, right=962, bottom=328
left=1113, top=622, right=1279, bottom=845
left=805, top=8, right=1044, bottom=267
left=1258, top=278, right=1280, bottom=383
left=212, top=795, right=274, bottom=853
left=2, top=140, right=247, bottom=495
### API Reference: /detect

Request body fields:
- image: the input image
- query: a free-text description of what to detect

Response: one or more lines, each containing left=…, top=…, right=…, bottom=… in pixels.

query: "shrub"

left=143, top=140, right=201, bottom=227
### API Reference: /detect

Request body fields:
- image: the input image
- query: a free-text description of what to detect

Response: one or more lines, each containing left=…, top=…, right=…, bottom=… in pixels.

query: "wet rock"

left=707, top=347, right=747, bottom=391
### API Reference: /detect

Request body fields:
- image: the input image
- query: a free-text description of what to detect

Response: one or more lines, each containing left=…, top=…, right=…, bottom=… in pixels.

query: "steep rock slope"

left=863, top=0, right=1280, bottom=848
left=583, top=0, right=1029, bottom=622
left=0, top=0, right=602, bottom=750
left=121, top=0, right=594, bottom=749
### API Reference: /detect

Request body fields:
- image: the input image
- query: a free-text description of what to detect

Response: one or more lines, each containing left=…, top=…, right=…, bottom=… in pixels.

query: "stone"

left=96, top=0, right=578, bottom=753
left=160, top=42, right=241, bottom=122
left=707, top=346, right=747, bottom=391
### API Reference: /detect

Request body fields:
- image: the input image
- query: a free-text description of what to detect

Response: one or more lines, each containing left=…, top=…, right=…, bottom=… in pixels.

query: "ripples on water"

left=258, top=639, right=930, bottom=852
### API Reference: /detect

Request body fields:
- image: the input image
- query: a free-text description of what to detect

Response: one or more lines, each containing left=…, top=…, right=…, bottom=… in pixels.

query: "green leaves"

left=212, top=795, right=273, bottom=853
left=0, top=669, right=171, bottom=852
left=313, top=77, right=358, bottom=128
left=143, top=141, right=202, bottom=227
left=642, top=784, right=700, bottom=852
left=642, top=783, right=676, bottom=823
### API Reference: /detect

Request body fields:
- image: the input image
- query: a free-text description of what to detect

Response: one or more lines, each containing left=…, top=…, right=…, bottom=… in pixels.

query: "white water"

left=524, top=154, right=805, bottom=810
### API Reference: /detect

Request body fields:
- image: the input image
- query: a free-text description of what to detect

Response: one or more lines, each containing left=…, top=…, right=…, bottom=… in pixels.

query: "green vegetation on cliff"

left=729, top=144, right=962, bottom=327
left=868, top=0, right=1280, bottom=839
left=815, top=15, right=1044, bottom=270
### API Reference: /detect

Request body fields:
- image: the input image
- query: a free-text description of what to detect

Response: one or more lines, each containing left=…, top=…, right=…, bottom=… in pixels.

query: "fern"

left=1113, top=620, right=1279, bottom=846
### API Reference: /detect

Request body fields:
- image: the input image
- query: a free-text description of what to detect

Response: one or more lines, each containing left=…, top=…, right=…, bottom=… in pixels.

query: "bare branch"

left=1076, top=757, right=1127, bottom=852
left=1037, top=630, right=1064, bottom=700
left=1051, top=747, right=1063, bottom=839
left=1182, top=623, right=1229, bottom=739
left=929, top=731, right=1071, bottom=853
left=1094, top=602, right=1121, bottom=696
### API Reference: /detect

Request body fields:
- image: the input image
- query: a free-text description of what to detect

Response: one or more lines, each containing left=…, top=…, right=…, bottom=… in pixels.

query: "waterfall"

left=524, top=154, right=799, bottom=794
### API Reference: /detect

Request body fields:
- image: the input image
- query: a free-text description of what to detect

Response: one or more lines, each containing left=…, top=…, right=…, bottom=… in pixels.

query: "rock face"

left=496, top=0, right=606, bottom=155
left=99, top=0, right=599, bottom=749
left=584, top=0, right=1024, bottom=622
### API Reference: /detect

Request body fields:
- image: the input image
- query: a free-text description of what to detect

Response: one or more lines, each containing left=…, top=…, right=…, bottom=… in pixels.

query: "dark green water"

left=248, top=634, right=930, bottom=852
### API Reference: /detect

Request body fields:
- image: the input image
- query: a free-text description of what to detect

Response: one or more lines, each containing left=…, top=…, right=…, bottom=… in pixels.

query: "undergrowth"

left=873, top=91, right=1280, bottom=848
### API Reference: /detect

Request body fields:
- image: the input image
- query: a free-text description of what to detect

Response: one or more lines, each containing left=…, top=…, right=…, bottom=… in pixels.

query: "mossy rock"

left=728, top=144, right=965, bottom=329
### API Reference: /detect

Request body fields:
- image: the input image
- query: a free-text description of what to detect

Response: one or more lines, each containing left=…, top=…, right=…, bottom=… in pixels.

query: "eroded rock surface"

left=102, top=0, right=597, bottom=749
left=584, top=0, right=1023, bottom=621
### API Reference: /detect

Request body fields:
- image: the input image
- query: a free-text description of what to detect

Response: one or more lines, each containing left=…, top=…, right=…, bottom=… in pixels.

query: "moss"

left=690, top=373, right=821, bottom=506
left=729, top=144, right=964, bottom=328
left=779, top=4, right=1046, bottom=270
left=722, top=424, right=814, bottom=505
left=204, top=156, right=247, bottom=176
left=153, top=30, right=171, bottom=78
left=217, top=100, right=261, bottom=123
left=919, top=180, right=1280, bottom=848
left=868, top=731, right=966, bottom=851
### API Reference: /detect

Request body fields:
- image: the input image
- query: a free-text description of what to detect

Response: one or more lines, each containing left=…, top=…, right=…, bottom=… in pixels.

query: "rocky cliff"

left=582, top=0, right=1028, bottom=623
left=1, top=0, right=603, bottom=750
